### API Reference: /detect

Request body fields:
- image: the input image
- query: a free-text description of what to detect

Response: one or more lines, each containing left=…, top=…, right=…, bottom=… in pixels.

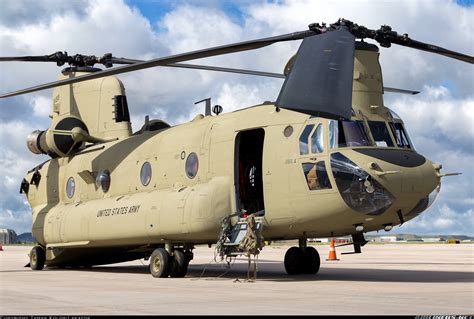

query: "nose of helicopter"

left=330, top=149, right=440, bottom=217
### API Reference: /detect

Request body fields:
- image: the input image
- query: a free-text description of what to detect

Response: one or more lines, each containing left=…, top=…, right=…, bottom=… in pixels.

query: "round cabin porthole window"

left=66, top=177, right=75, bottom=198
left=283, top=125, right=293, bottom=137
left=96, top=170, right=111, bottom=192
left=185, top=152, right=199, bottom=179
left=140, top=161, right=152, bottom=186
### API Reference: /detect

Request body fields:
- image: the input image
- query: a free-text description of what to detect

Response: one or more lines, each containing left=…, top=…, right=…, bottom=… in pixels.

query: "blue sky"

left=126, top=0, right=248, bottom=29
left=125, top=0, right=175, bottom=24
left=456, top=0, right=474, bottom=5
left=126, top=0, right=474, bottom=24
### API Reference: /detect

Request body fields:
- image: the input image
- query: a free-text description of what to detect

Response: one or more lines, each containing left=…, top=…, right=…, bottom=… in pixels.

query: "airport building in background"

left=374, top=236, right=401, bottom=242
left=0, top=229, right=17, bottom=244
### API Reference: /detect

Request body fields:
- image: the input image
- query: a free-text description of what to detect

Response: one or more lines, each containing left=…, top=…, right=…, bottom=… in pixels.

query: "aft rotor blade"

left=0, top=52, right=109, bottom=67
left=276, top=28, right=356, bottom=120
left=0, top=30, right=315, bottom=99
left=0, top=55, right=54, bottom=62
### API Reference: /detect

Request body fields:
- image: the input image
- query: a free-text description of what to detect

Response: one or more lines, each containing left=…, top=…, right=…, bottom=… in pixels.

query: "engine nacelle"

left=26, top=116, right=89, bottom=158
left=26, top=130, right=48, bottom=155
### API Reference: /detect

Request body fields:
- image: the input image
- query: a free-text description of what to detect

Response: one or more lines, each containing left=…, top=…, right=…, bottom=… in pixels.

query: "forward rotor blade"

left=155, top=62, right=421, bottom=95
left=384, top=87, right=420, bottom=95
left=328, top=19, right=474, bottom=64
left=97, top=56, right=288, bottom=78
left=167, top=63, right=286, bottom=78
left=170, top=65, right=420, bottom=96
left=0, top=30, right=315, bottom=99
left=276, top=28, right=356, bottom=120
left=101, top=59, right=429, bottom=96
left=389, top=37, right=473, bottom=64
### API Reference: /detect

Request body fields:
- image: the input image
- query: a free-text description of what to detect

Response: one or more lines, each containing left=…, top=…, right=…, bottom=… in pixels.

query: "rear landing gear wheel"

left=30, top=246, right=45, bottom=271
left=302, top=246, right=320, bottom=274
left=170, top=249, right=188, bottom=278
left=150, top=248, right=171, bottom=278
left=284, top=246, right=304, bottom=275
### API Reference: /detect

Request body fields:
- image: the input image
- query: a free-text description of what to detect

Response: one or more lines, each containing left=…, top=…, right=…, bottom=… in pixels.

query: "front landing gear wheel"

left=303, top=246, right=320, bottom=274
left=150, top=248, right=171, bottom=278
left=284, top=246, right=304, bottom=275
left=30, top=246, right=45, bottom=270
left=170, top=250, right=188, bottom=278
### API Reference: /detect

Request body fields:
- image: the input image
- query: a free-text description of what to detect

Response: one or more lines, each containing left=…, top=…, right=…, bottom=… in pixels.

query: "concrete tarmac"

left=0, top=243, right=473, bottom=315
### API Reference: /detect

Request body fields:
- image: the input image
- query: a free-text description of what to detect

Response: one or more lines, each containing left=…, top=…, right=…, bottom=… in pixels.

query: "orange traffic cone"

left=326, top=239, right=339, bottom=261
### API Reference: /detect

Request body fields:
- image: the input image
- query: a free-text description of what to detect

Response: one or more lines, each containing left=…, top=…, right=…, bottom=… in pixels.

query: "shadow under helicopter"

left=31, top=261, right=473, bottom=284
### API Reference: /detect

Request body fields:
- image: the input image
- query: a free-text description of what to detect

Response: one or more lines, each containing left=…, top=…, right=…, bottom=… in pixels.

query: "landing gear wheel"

left=150, top=248, right=171, bottom=278
left=284, top=246, right=304, bottom=275
left=170, top=250, right=188, bottom=278
left=30, top=246, right=45, bottom=271
left=303, top=246, right=320, bottom=274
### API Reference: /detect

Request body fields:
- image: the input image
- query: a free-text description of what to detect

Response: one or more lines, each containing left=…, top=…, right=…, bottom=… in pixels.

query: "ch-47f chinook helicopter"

left=1, top=19, right=472, bottom=278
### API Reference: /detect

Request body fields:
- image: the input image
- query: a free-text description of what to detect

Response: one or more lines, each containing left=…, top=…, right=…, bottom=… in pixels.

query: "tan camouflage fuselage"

left=23, top=45, right=440, bottom=265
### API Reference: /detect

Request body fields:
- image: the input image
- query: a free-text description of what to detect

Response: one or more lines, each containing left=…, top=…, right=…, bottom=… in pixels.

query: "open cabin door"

left=216, top=128, right=266, bottom=261
left=234, top=129, right=265, bottom=217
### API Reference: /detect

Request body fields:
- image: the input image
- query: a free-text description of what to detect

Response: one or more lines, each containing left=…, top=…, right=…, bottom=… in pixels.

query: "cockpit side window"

left=310, top=124, right=324, bottom=153
left=390, top=122, right=412, bottom=149
left=368, top=121, right=394, bottom=147
left=329, top=120, right=372, bottom=148
left=329, top=120, right=338, bottom=149
left=389, top=109, right=402, bottom=120
left=302, top=161, right=331, bottom=190
left=299, top=124, right=314, bottom=155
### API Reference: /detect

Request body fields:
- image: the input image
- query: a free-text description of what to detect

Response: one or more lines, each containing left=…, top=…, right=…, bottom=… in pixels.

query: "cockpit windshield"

left=325, top=117, right=413, bottom=150
left=367, top=121, right=394, bottom=147
left=329, top=120, right=372, bottom=148
left=389, top=122, right=413, bottom=149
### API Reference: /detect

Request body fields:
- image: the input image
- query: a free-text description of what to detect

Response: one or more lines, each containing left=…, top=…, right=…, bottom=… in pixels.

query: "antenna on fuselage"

left=195, top=98, right=212, bottom=116
left=194, top=98, right=223, bottom=116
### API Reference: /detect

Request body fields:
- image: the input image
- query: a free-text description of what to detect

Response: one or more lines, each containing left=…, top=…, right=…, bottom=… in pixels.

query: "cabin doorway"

left=235, top=129, right=265, bottom=216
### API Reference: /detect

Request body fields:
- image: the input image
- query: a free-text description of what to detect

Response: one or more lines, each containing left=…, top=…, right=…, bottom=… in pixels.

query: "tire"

left=284, top=246, right=304, bottom=275
left=169, top=250, right=188, bottom=278
left=303, top=246, right=320, bottom=274
left=30, top=246, right=45, bottom=271
left=149, top=248, right=171, bottom=278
